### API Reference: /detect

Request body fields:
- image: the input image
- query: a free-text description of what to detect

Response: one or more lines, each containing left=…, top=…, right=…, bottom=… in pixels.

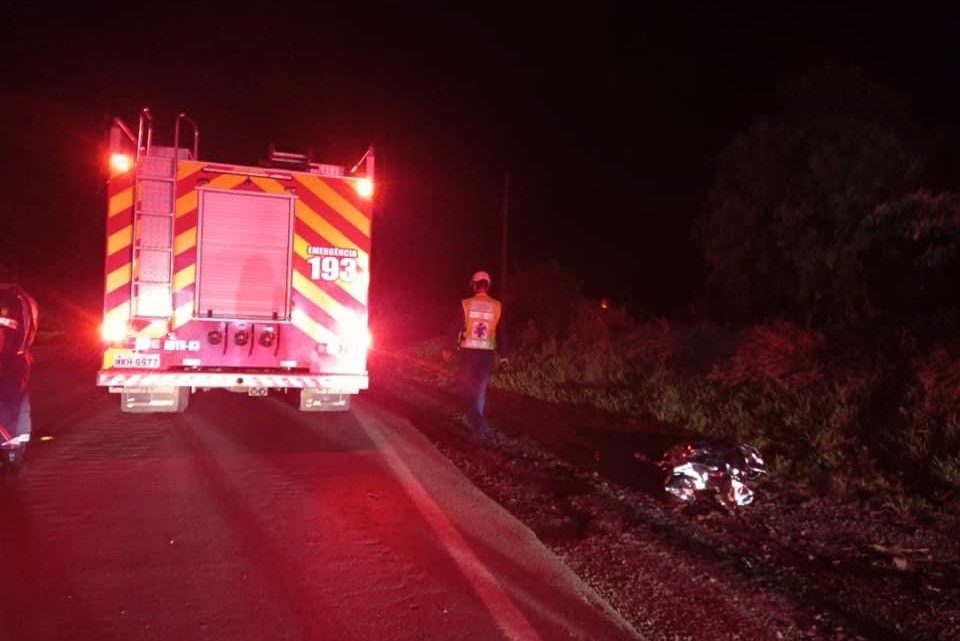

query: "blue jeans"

left=457, top=349, right=496, bottom=434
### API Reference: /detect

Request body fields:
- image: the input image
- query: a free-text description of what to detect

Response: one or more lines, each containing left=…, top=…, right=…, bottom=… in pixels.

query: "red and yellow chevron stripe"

left=103, top=158, right=372, bottom=363
left=169, top=162, right=372, bottom=343
left=102, top=169, right=135, bottom=337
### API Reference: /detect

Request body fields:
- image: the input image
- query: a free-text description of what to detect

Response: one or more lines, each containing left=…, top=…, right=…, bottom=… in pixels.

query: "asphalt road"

left=0, top=347, right=638, bottom=641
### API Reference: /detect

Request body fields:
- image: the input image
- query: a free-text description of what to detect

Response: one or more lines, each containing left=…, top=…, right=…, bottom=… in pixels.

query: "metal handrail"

left=136, top=108, right=153, bottom=162
left=174, top=112, right=200, bottom=160
left=111, top=117, right=136, bottom=144
left=365, top=146, right=375, bottom=181
left=350, top=146, right=372, bottom=174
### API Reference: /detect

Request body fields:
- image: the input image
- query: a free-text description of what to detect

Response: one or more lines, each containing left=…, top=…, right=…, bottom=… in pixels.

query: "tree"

left=859, top=190, right=960, bottom=331
left=695, top=67, right=923, bottom=326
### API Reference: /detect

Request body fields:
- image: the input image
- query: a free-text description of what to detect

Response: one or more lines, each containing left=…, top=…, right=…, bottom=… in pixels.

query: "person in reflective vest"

left=442, top=271, right=508, bottom=440
left=0, top=282, right=38, bottom=468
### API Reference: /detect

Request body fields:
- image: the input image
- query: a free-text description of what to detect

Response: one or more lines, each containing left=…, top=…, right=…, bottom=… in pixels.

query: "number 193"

left=309, top=256, right=358, bottom=282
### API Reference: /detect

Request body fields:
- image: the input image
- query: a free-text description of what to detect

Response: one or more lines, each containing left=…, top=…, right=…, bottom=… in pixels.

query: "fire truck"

left=98, top=109, right=374, bottom=413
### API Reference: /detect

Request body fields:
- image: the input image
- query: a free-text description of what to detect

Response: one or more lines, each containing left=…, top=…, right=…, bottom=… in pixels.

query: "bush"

left=404, top=273, right=959, bottom=513
left=707, top=321, right=825, bottom=389
left=485, top=299, right=960, bottom=510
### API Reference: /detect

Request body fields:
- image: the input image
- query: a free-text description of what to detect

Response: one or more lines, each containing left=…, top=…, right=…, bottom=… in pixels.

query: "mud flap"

left=299, top=390, right=351, bottom=412
left=121, top=387, right=190, bottom=413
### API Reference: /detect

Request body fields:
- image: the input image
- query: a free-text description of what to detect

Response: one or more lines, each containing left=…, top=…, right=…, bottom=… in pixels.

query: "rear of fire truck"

left=98, top=109, right=374, bottom=413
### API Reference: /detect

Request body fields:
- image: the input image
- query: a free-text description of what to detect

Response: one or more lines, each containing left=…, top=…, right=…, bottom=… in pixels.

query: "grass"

left=392, top=290, right=960, bottom=517
left=411, top=304, right=960, bottom=517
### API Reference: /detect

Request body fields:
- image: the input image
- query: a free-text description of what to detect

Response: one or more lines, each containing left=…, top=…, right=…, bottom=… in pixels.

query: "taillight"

left=323, top=337, right=342, bottom=355
left=109, top=153, right=132, bottom=174
left=100, top=318, right=128, bottom=343
left=338, top=312, right=371, bottom=353
left=353, top=178, right=374, bottom=199
left=259, top=328, right=276, bottom=347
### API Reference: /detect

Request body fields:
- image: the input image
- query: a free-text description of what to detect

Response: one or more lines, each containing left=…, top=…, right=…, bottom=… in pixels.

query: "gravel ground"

left=369, top=353, right=960, bottom=641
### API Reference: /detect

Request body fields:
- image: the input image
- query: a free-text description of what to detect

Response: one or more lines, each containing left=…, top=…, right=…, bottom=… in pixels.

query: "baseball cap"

left=471, top=270, right=491, bottom=285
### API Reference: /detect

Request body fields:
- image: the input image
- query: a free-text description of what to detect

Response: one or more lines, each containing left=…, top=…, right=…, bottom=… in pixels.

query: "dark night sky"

left=2, top=2, right=960, bottom=317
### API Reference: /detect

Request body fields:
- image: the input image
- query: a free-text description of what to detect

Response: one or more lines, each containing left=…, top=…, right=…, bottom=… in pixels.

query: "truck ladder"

left=127, top=113, right=199, bottom=328
left=130, top=147, right=176, bottom=322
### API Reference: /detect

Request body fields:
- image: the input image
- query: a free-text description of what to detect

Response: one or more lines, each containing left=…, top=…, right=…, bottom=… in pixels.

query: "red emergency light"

left=354, top=178, right=374, bottom=199
left=100, top=318, right=128, bottom=343
left=109, top=153, right=133, bottom=174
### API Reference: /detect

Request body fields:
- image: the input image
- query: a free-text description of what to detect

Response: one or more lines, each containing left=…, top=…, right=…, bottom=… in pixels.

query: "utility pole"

left=500, top=171, right=509, bottom=297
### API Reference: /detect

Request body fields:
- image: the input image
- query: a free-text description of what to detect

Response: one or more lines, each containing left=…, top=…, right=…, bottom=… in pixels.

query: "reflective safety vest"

left=459, top=292, right=501, bottom=350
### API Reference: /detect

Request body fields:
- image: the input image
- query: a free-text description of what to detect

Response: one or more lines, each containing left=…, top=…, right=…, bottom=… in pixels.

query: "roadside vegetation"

left=411, top=68, right=960, bottom=518
left=413, top=287, right=960, bottom=517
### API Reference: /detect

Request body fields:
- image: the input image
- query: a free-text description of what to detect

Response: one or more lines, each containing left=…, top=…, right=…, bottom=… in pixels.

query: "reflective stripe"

left=0, top=317, right=18, bottom=330
left=97, top=371, right=368, bottom=390
left=1, top=434, right=29, bottom=447
left=461, top=338, right=494, bottom=350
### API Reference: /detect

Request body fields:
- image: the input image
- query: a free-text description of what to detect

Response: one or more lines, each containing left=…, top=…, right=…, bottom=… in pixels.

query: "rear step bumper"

left=98, top=370, right=367, bottom=392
